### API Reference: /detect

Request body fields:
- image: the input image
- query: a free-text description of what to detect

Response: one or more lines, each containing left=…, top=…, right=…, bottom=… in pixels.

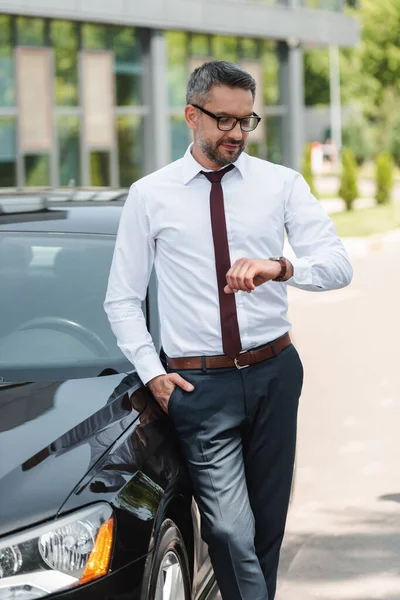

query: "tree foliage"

left=305, top=0, right=400, bottom=110
left=305, top=0, right=400, bottom=159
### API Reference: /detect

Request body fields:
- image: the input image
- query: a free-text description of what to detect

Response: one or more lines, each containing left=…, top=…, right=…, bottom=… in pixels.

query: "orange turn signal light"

left=80, top=517, right=114, bottom=584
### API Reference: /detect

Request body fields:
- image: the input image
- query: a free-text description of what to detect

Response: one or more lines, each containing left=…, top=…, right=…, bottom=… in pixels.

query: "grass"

left=330, top=201, right=400, bottom=237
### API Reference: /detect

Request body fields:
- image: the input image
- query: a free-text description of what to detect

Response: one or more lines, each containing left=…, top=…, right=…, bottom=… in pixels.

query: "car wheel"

left=141, top=518, right=191, bottom=600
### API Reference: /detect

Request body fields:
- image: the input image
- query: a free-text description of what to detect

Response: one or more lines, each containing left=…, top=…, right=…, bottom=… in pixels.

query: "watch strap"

left=270, top=256, right=287, bottom=281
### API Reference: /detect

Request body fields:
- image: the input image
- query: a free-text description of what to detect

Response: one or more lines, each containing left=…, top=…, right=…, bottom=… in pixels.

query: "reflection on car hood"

left=0, top=373, right=143, bottom=536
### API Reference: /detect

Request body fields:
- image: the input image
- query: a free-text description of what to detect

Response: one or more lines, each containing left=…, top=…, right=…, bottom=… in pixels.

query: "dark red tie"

left=201, top=165, right=242, bottom=359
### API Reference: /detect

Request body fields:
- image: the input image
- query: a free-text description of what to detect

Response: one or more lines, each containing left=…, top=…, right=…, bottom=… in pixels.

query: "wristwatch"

left=269, top=256, right=287, bottom=282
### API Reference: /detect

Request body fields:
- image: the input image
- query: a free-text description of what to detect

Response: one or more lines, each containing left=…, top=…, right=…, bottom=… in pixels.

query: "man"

left=105, top=60, right=352, bottom=600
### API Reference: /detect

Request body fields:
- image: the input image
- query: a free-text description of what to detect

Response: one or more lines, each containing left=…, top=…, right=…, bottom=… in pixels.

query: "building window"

left=90, top=151, right=110, bottom=186
left=266, top=115, right=283, bottom=164
left=82, top=24, right=109, bottom=50
left=24, top=154, right=50, bottom=186
left=262, top=40, right=279, bottom=106
left=51, top=21, right=79, bottom=107
left=57, top=116, right=80, bottom=186
left=240, top=38, right=259, bottom=61
left=0, top=16, right=14, bottom=108
left=189, top=34, right=209, bottom=57
left=113, top=27, right=142, bottom=106
left=170, top=115, right=190, bottom=161
left=16, top=17, right=45, bottom=46
left=117, top=115, right=143, bottom=186
left=167, top=31, right=188, bottom=109
left=0, top=117, right=16, bottom=186
left=211, top=36, right=238, bottom=63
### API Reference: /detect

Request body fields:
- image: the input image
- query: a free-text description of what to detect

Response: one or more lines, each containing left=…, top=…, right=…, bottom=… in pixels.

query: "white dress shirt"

left=104, top=146, right=352, bottom=385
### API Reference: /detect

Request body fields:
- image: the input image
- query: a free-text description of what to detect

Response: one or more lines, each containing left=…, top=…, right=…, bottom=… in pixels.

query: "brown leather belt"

left=166, top=332, right=291, bottom=370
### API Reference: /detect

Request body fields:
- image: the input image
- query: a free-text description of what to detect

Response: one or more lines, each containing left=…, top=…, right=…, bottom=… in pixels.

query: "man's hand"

left=147, top=373, right=194, bottom=414
left=224, top=258, right=292, bottom=294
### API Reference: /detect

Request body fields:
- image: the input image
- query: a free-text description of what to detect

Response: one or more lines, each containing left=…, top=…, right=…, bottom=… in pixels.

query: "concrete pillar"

left=142, top=28, right=170, bottom=174
left=278, top=39, right=305, bottom=172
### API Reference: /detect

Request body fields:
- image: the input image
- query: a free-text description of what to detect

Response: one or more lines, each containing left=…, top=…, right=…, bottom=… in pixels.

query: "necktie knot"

left=201, top=164, right=235, bottom=183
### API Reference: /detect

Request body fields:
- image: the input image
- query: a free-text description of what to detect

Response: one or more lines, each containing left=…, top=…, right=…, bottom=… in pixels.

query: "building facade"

left=0, top=0, right=359, bottom=189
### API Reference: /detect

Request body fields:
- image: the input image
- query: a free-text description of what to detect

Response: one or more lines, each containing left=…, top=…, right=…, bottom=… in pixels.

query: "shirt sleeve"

left=284, top=172, right=353, bottom=291
left=104, top=184, right=166, bottom=384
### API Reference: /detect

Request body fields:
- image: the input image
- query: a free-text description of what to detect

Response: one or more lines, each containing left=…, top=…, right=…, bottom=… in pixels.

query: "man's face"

left=188, top=85, right=254, bottom=168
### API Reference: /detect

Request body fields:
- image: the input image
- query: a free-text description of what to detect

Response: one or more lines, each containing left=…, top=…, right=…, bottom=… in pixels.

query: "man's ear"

left=185, top=104, right=198, bottom=131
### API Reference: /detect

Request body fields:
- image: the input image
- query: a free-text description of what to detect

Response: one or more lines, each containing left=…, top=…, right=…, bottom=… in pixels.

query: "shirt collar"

left=182, top=144, right=246, bottom=185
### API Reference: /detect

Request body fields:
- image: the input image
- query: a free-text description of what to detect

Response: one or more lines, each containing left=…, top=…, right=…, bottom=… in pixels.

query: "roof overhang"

left=2, top=0, right=360, bottom=47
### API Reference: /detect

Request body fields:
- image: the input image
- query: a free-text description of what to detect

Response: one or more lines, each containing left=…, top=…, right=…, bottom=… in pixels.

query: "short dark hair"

left=186, top=60, right=256, bottom=106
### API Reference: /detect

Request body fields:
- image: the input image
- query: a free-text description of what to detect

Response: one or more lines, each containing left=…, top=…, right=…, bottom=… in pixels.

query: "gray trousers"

left=168, top=342, right=304, bottom=600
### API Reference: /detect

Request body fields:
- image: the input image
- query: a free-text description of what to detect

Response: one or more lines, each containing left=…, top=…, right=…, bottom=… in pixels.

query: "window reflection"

left=57, top=116, right=80, bottom=186
left=266, top=116, right=283, bottom=164
left=190, top=34, right=209, bottom=57
left=25, top=154, right=50, bottom=186
left=212, top=36, right=238, bottom=63
left=262, top=41, right=279, bottom=106
left=113, top=26, right=142, bottom=106
left=82, top=24, right=108, bottom=50
left=51, top=21, right=79, bottom=106
left=171, top=116, right=190, bottom=161
left=0, top=117, right=16, bottom=187
left=241, top=38, right=259, bottom=60
left=167, top=31, right=188, bottom=109
left=90, top=151, right=110, bottom=186
left=16, top=17, right=45, bottom=46
left=0, top=16, right=15, bottom=107
left=117, top=116, right=143, bottom=186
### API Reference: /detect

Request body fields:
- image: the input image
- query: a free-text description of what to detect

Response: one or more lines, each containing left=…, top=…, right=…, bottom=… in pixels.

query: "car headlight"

left=0, top=503, right=114, bottom=600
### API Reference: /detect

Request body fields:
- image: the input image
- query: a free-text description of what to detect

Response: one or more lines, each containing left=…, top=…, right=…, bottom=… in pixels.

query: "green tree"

left=301, top=143, right=316, bottom=196
left=339, top=148, right=358, bottom=211
left=341, top=113, right=375, bottom=165
left=304, top=0, right=400, bottom=155
left=375, top=152, right=394, bottom=205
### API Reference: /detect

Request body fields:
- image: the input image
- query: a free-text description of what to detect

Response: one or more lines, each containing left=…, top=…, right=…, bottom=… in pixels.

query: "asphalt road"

left=209, top=238, right=400, bottom=600
left=278, top=240, right=400, bottom=600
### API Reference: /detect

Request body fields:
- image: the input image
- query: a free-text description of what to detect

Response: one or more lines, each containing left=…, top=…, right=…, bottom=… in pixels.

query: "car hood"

left=0, top=372, right=143, bottom=537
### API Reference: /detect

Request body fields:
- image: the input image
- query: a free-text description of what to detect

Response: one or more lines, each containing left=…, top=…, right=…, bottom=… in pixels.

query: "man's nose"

left=227, top=121, right=244, bottom=140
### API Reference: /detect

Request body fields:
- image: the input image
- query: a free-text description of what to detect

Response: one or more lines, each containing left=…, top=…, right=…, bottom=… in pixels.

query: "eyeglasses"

left=191, top=104, right=261, bottom=132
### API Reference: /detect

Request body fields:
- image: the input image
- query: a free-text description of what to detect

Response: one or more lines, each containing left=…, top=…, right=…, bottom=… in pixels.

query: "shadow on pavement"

left=278, top=503, right=400, bottom=599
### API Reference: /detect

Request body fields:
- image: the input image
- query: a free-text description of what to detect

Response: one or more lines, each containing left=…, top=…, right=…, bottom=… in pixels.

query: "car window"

left=0, top=232, right=134, bottom=382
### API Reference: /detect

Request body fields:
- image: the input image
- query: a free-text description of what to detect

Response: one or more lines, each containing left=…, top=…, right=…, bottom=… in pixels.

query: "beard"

left=197, top=130, right=246, bottom=166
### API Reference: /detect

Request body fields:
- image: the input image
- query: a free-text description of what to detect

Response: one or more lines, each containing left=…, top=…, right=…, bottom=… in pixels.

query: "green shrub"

left=338, top=148, right=358, bottom=211
left=375, top=152, right=394, bottom=205
left=302, top=143, right=316, bottom=196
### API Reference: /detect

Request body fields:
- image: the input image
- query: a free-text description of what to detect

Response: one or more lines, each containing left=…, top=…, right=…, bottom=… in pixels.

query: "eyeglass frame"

left=190, top=104, right=262, bottom=132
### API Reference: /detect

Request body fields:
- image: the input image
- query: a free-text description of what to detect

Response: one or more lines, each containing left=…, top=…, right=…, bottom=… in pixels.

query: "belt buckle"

left=234, top=357, right=250, bottom=370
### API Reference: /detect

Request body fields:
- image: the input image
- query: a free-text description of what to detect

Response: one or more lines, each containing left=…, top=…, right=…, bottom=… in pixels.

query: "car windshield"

left=0, top=232, right=133, bottom=382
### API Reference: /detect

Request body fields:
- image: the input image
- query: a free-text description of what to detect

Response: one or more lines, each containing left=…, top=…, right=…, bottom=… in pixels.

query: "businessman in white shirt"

left=105, top=60, right=352, bottom=600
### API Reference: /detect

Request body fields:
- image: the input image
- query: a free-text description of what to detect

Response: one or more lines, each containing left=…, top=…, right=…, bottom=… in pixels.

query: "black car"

left=0, top=190, right=216, bottom=600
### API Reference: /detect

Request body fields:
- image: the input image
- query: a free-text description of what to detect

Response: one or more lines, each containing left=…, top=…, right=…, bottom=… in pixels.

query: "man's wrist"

left=269, top=259, right=282, bottom=279
left=146, top=374, right=165, bottom=392
left=283, top=259, right=294, bottom=281
left=269, top=256, right=293, bottom=281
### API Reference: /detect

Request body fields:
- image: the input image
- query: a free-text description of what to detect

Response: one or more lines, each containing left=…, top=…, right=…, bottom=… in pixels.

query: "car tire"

left=141, top=518, right=191, bottom=600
